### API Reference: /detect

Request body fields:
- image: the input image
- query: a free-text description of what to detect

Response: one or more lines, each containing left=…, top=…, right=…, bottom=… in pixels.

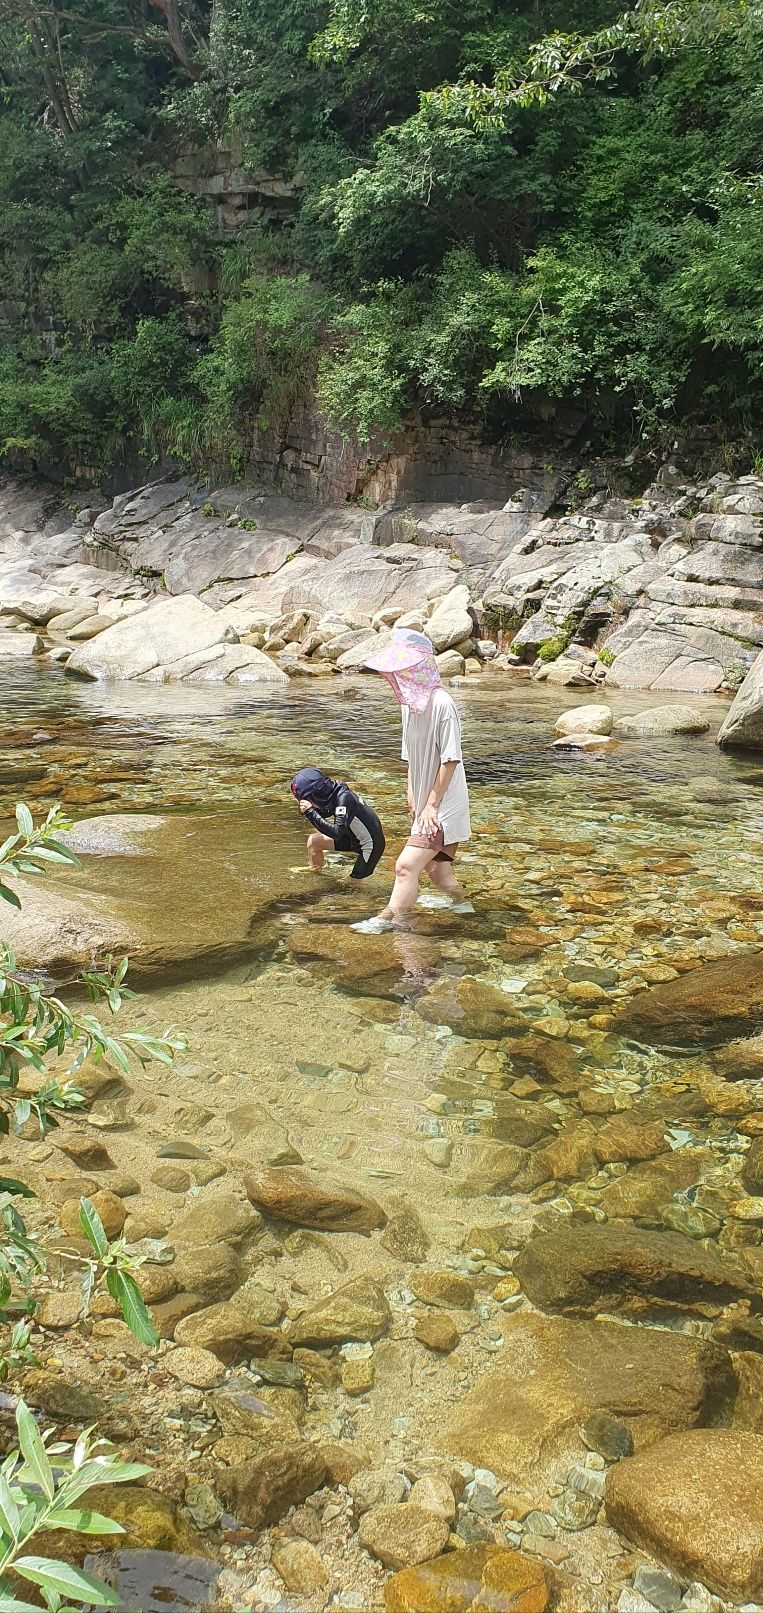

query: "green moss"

left=598, top=646, right=615, bottom=667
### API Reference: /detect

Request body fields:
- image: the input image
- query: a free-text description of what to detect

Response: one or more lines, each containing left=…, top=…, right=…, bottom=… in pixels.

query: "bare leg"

left=307, top=832, right=334, bottom=870
left=427, top=857, right=465, bottom=902
left=378, top=845, right=436, bottom=922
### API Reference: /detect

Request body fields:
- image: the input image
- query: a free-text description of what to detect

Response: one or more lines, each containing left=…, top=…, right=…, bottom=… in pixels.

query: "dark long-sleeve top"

left=302, top=787, right=386, bottom=880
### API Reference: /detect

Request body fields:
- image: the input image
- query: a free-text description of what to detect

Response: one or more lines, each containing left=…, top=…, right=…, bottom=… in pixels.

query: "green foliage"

left=597, top=645, right=616, bottom=666
left=1, top=0, right=763, bottom=465
left=538, top=633, right=573, bottom=661
left=0, top=1397, right=148, bottom=1612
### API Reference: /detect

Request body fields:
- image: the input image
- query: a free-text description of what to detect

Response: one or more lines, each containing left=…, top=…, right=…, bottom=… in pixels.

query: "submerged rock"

left=217, top=1442, right=327, bottom=1529
left=245, top=1168, right=386, bottom=1234
left=416, top=977, right=525, bottom=1038
left=289, top=1277, right=390, bottom=1346
left=410, top=1270, right=474, bottom=1310
left=605, top=1430, right=763, bottom=1600
left=615, top=950, right=763, bottom=1046
left=384, top=1544, right=550, bottom=1613
left=437, top=1312, right=734, bottom=1487
left=358, top=1502, right=450, bottom=1571
left=513, top=1224, right=753, bottom=1317
left=174, top=1303, right=289, bottom=1363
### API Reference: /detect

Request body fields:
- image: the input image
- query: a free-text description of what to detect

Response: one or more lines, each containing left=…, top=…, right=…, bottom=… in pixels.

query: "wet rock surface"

left=438, top=1314, right=735, bottom=1484
left=605, top=1430, right=763, bottom=1599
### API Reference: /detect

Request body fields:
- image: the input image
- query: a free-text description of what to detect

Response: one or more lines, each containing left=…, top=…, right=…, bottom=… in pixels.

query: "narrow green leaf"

left=78, top=1198, right=107, bottom=1259
left=0, top=1475, right=20, bottom=1539
left=13, top=1557, right=120, bottom=1606
left=14, top=806, right=33, bottom=841
left=0, top=1180, right=35, bottom=1200
left=106, top=1270, right=158, bottom=1348
left=15, top=1404, right=54, bottom=1502
left=43, top=841, right=81, bottom=868
left=0, top=887, right=21, bottom=912
left=0, top=1597, right=48, bottom=1612
left=41, top=1508, right=124, bottom=1536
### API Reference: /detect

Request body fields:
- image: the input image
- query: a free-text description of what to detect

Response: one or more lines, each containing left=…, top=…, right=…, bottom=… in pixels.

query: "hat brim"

left=363, top=645, right=428, bottom=673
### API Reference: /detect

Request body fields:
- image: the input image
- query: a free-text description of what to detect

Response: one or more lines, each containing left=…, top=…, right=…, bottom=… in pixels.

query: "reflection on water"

left=5, top=662, right=763, bottom=1606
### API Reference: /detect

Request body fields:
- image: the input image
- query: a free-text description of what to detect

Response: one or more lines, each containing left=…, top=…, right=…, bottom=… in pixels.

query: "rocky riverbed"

left=1, top=656, right=763, bottom=1613
left=1, top=467, right=763, bottom=743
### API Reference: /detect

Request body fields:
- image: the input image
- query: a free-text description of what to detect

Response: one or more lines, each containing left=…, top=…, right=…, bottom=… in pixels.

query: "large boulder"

left=282, top=544, right=457, bottom=620
left=555, top=703, right=613, bottom=736
left=513, top=1224, right=753, bottom=1317
left=614, top=950, right=763, bottom=1046
left=2, top=811, right=300, bottom=982
left=244, top=1169, right=386, bottom=1234
left=65, top=592, right=288, bottom=683
left=613, top=704, right=711, bottom=737
left=718, top=646, right=763, bottom=748
left=438, top=1312, right=734, bottom=1488
left=426, top=586, right=474, bottom=653
left=605, top=1430, right=763, bottom=1600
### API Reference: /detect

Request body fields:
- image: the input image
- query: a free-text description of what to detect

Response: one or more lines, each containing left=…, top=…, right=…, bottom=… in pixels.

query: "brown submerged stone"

left=416, top=977, right=525, bottom=1038
left=384, top=1545, right=550, bottom=1613
left=499, top=1032, right=578, bottom=1090
left=614, top=949, right=763, bottom=1046
left=514, top=1224, right=754, bottom=1317
left=289, top=1277, right=390, bottom=1347
left=217, top=1442, right=327, bottom=1529
left=174, top=1302, right=290, bottom=1363
left=605, top=1430, right=763, bottom=1600
left=437, top=1312, right=735, bottom=1488
left=245, top=1168, right=386, bottom=1234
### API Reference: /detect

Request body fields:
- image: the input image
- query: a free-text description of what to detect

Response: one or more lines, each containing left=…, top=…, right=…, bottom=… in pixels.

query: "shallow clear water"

left=5, top=662, right=763, bottom=1605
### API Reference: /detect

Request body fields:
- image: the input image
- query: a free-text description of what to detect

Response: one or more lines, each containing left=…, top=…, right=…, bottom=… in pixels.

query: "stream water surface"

left=3, top=663, right=763, bottom=1611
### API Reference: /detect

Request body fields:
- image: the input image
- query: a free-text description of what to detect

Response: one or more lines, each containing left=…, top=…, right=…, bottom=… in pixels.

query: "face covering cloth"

left=364, top=629, right=441, bottom=713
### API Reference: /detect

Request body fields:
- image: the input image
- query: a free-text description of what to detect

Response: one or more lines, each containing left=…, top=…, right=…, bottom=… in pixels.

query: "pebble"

left=524, top=1510, right=556, bottom=1538
left=341, top=1358, right=375, bottom=1396
left=633, top=1564, right=683, bottom=1612
left=164, top=1347, right=224, bottom=1389
left=550, top=1487, right=601, bottom=1529
left=423, top=1139, right=453, bottom=1167
left=271, top=1538, right=330, bottom=1597
left=581, top=1410, right=634, bottom=1461
left=467, top=1482, right=503, bottom=1519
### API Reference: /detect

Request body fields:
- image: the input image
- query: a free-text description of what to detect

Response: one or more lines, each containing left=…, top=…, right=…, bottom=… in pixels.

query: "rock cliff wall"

left=0, top=464, right=761, bottom=727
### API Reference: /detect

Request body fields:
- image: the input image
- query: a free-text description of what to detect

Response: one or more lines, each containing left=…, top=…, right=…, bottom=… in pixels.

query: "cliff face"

left=0, top=458, right=761, bottom=701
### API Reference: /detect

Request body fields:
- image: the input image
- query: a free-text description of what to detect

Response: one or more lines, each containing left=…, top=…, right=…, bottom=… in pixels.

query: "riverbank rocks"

left=66, top=592, right=289, bottom=684
left=555, top=703, right=613, bottom=736
left=513, top=1224, right=753, bottom=1317
left=358, top=1503, right=450, bottom=1570
left=217, top=1442, right=327, bottom=1529
left=289, top=1277, right=390, bottom=1346
left=416, top=977, right=524, bottom=1038
left=614, top=950, right=763, bottom=1045
left=426, top=587, right=474, bottom=653
left=613, top=705, right=711, bottom=737
left=174, top=1303, right=289, bottom=1363
left=384, top=1544, right=550, bottom=1613
left=605, top=1430, right=763, bottom=1600
left=717, top=647, right=763, bottom=749
left=438, top=1314, right=734, bottom=1486
left=245, top=1168, right=386, bottom=1233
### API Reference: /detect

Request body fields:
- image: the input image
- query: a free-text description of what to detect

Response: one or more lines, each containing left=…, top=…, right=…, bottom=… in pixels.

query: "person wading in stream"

left=350, top=628, right=473, bottom=933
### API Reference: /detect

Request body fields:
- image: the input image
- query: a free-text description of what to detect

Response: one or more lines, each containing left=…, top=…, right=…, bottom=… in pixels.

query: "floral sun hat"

left=364, top=628, right=441, bottom=712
